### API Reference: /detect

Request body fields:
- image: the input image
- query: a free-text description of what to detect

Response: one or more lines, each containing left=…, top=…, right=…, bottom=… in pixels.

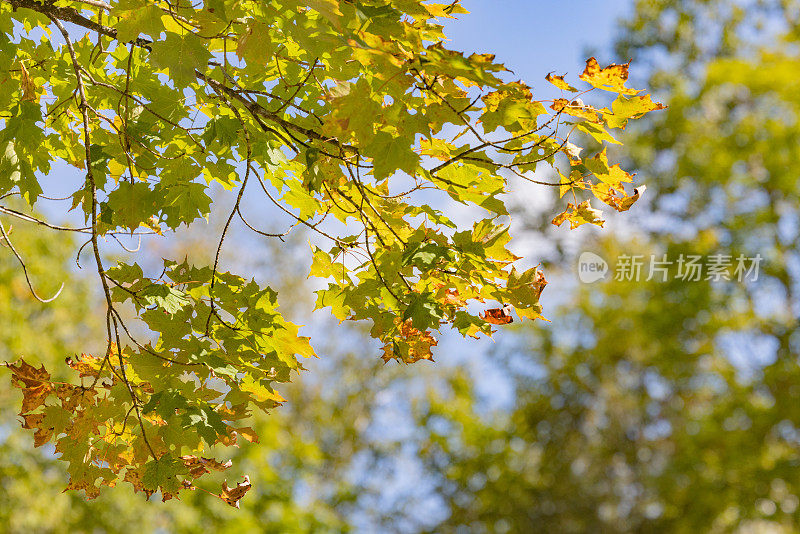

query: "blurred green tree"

left=401, top=2, right=800, bottom=532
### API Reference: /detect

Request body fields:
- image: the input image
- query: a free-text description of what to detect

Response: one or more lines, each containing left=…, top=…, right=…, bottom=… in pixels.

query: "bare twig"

left=0, top=219, right=65, bottom=302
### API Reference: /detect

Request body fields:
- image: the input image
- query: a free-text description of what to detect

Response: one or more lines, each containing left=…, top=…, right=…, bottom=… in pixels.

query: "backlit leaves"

left=545, top=72, right=578, bottom=92
left=552, top=200, right=606, bottom=229
left=7, top=359, right=52, bottom=413
left=481, top=306, right=514, bottom=325
left=0, top=0, right=662, bottom=504
left=220, top=475, right=252, bottom=509
left=5, top=258, right=318, bottom=504
left=579, top=57, right=640, bottom=95
left=606, top=94, right=667, bottom=129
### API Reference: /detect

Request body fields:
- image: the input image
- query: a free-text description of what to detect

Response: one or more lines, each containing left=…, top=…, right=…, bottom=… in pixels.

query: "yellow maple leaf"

left=579, top=57, right=640, bottom=95
left=551, top=200, right=605, bottom=229
left=545, top=72, right=578, bottom=92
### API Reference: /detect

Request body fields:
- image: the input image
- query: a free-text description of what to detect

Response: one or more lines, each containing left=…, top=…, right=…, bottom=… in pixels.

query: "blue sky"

left=444, top=0, right=633, bottom=90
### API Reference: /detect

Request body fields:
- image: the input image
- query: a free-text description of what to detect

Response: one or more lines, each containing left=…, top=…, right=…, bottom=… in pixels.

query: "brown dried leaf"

left=19, top=62, right=38, bottom=103
left=481, top=306, right=514, bottom=325
left=552, top=200, right=605, bottom=229
left=220, top=475, right=252, bottom=509
left=20, top=412, right=53, bottom=447
left=594, top=184, right=646, bottom=212
left=55, top=384, right=96, bottom=411
left=124, top=467, right=152, bottom=499
left=181, top=455, right=233, bottom=479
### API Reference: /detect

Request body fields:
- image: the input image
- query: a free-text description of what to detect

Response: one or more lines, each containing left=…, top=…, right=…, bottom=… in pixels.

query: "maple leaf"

left=55, top=384, right=96, bottom=411
left=505, top=268, right=548, bottom=322
left=545, top=72, right=578, bottom=92
left=606, top=94, right=667, bottom=129
left=593, top=184, right=647, bottom=212
left=124, top=467, right=150, bottom=499
left=20, top=412, right=52, bottom=447
left=111, top=0, right=164, bottom=42
left=7, top=359, right=52, bottom=413
left=220, top=475, right=252, bottom=508
left=18, top=61, right=38, bottom=103
left=149, top=33, right=211, bottom=88
left=579, top=57, right=640, bottom=95
left=181, top=455, right=233, bottom=479
left=551, top=98, right=602, bottom=122
left=65, top=353, right=102, bottom=378
left=66, top=465, right=103, bottom=500
left=382, top=319, right=439, bottom=364
left=481, top=305, right=514, bottom=325
left=551, top=201, right=606, bottom=230
left=233, top=427, right=259, bottom=444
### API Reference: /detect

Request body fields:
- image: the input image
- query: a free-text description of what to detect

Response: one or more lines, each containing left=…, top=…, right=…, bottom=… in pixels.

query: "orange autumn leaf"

left=235, top=427, right=260, bottom=444
left=481, top=306, right=514, bottom=325
left=7, top=359, right=52, bottom=413
left=65, top=353, right=103, bottom=378
left=381, top=319, right=439, bottom=364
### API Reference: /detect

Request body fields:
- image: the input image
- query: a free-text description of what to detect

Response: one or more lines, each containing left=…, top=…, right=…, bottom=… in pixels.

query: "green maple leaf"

left=139, top=284, right=190, bottom=315
left=149, top=33, right=211, bottom=88
left=105, top=181, right=157, bottom=232
left=112, top=0, right=164, bottom=42
left=366, top=131, right=420, bottom=180
left=403, top=292, right=442, bottom=331
left=142, top=455, right=186, bottom=495
left=202, top=116, right=240, bottom=148
left=156, top=179, right=212, bottom=229
left=128, top=350, right=171, bottom=388
left=142, top=390, right=189, bottom=419
left=184, top=406, right=228, bottom=446
left=606, top=94, right=666, bottom=129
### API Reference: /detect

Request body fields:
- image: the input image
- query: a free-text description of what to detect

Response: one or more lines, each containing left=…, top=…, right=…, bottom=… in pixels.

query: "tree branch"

left=4, top=0, right=151, bottom=49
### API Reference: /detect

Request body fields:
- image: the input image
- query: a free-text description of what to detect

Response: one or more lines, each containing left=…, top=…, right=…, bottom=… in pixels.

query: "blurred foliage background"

left=3, top=0, right=800, bottom=532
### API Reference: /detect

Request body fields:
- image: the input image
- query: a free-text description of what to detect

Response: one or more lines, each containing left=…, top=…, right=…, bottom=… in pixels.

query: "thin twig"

left=0, top=219, right=64, bottom=302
